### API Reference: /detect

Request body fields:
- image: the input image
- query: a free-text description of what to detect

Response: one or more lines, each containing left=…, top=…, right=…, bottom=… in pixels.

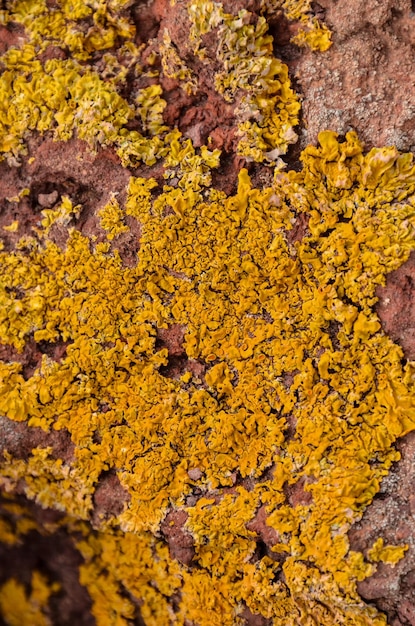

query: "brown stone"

left=160, top=509, right=195, bottom=566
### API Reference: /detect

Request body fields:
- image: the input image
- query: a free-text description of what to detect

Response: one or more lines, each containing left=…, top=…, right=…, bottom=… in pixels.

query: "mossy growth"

left=0, top=1, right=413, bottom=626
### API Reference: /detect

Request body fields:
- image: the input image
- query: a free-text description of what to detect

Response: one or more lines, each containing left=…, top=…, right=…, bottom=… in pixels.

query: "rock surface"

left=291, top=0, right=415, bottom=151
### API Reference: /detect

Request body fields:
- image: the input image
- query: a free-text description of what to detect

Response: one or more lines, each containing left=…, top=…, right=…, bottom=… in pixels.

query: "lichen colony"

left=0, top=1, right=414, bottom=625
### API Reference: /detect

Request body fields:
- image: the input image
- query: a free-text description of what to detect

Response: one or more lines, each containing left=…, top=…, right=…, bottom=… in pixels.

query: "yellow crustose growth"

left=0, top=2, right=414, bottom=626
left=0, top=572, right=59, bottom=626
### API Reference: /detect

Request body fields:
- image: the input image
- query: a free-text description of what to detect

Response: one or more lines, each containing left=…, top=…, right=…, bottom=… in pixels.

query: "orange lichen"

left=0, top=2, right=413, bottom=625
left=368, top=538, right=409, bottom=567
left=2, top=131, right=415, bottom=623
left=0, top=571, right=59, bottom=626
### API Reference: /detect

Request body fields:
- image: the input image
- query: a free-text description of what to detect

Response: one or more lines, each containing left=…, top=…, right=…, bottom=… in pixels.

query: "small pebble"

left=188, top=468, right=203, bottom=480
left=38, top=190, right=59, bottom=207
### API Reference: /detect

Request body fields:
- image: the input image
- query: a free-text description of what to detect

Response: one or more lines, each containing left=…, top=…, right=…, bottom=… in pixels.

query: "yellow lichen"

left=97, top=194, right=128, bottom=240
left=0, top=2, right=412, bottom=625
left=261, top=0, right=332, bottom=52
left=136, top=84, right=168, bottom=136
left=9, top=0, right=134, bottom=60
left=291, top=19, right=332, bottom=52
left=40, top=195, right=81, bottom=234
left=2, top=220, right=19, bottom=232
left=368, top=538, right=409, bottom=566
left=160, top=29, right=198, bottom=95
left=2, top=132, right=415, bottom=623
left=0, top=571, right=59, bottom=626
left=188, top=1, right=301, bottom=161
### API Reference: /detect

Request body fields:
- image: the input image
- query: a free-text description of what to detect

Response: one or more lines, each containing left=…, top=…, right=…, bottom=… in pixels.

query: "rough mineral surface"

left=1, top=1, right=415, bottom=625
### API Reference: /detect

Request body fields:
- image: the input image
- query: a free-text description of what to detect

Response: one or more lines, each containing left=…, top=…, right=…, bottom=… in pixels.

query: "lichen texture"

left=0, top=1, right=414, bottom=625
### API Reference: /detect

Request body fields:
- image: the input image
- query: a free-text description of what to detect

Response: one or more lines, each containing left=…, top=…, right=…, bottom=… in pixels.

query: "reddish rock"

left=246, top=504, right=279, bottom=544
left=156, top=324, right=186, bottom=357
left=187, top=468, right=203, bottom=481
left=37, top=190, right=59, bottom=208
left=160, top=509, right=195, bottom=566
left=283, top=475, right=314, bottom=508
left=376, top=251, right=415, bottom=360
left=0, top=415, right=75, bottom=464
left=38, top=45, right=68, bottom=63
left=0, top=22, right=25, bottom=55
left=349, top=431, right=415, bottom=626
left=286, top=213, right=310, bottom=245
left=291, top=0, right=415, bottom=151
left=239, top=606, right=272, bottom=626
left=92, top=470, right=130, bottom=526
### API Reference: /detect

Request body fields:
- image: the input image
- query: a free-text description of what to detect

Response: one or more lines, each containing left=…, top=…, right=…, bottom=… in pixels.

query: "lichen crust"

left=0, top=2, right=414, bottom=626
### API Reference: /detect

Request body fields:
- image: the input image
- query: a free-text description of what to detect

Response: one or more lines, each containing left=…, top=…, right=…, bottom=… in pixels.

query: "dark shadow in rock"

left=158, top=354, right=190, bottom=378
left=38, top=338, right=71, bottom=363
left=29, top=178, right=96, bottom=217
left=132, top=0, right=162, bottom=46
left=210, top=152, right=245, bottom=196
left=111, top=215, right=142, bottom=268
left=246, top=504, right=288, bottom=565
left=268, top=10, right=303, bottom=66
left=0, top=494, right=95, bottom=626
